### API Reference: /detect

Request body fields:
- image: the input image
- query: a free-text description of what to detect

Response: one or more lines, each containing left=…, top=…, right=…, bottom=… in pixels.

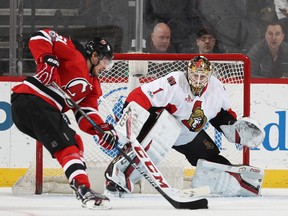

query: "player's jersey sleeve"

left=29, top=29, right=74, bottom=62
left=140, top=72, right=183, bottom=108
left=75, top=77, right=105, bottom=135
left=126, top=87, right=152, bottom=110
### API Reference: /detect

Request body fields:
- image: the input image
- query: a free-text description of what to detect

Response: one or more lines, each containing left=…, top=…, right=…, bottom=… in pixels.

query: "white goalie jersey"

left=138, top=71, right=236, bottom=146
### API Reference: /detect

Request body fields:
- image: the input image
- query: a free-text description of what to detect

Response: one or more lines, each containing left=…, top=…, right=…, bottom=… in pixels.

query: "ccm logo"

left=134, top=146, right=169, bottom=188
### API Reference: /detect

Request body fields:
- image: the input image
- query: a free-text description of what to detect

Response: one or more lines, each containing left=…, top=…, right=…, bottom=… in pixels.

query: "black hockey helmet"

left=85, top=37, right=114, bottom=60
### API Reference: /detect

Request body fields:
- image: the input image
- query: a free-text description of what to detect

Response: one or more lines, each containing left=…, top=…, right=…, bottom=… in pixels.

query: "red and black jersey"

left=12, top=29, right=104, bottom=135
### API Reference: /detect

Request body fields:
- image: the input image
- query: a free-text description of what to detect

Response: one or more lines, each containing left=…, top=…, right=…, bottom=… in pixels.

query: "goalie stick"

left=52, top=82, right=208, bottom=210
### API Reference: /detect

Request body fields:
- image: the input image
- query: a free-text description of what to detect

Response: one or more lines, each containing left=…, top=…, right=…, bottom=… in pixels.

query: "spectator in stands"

left=247, top=21, right=288, bottom=78
left=143, top=0, right=197, bottom=53
left=144, top=22, right=177, bottom=53
left=274, top=0, right=288, bottom=42
left=194, top=27, right=221, bottom=54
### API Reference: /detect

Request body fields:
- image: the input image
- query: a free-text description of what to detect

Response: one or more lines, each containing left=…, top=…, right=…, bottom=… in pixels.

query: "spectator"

left=196, top=0, right=264, bottom=54
left=144, top=22, right=177, bottom=53
left=274, top=0, right=288, bottom=42
left=194, top=27, right=221, bottom=54
left=247, top=21, right=288, bottom=78
left=143, top=0, right=197, bottom=53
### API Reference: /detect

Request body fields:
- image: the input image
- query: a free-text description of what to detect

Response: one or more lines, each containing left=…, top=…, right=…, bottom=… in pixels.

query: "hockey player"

left=105, top=55, right=264, bottom=196
left=10, top=29, right=118, bottom=209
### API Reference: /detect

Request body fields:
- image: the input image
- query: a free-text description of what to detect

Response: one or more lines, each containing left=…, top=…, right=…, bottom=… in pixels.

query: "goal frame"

left=34, top=53, right=251, bottom=194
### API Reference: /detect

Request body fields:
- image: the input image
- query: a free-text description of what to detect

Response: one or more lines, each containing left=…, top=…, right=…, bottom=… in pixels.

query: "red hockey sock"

left=54, top=145, right=90, bottom=188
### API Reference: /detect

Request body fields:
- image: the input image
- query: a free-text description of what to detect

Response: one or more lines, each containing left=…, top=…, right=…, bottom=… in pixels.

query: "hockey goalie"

left=105, top=55, right=265, bottom=197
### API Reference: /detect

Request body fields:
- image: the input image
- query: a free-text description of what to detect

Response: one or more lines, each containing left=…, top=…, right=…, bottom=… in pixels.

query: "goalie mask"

left=85, top=37, right=114, bottom=74
left=187, top=56, right=212, bottom=96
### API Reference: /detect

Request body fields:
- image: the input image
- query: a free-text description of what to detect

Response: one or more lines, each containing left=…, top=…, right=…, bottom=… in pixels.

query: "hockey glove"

left=97, top=123, right=118, bottom=150
left=34, top=54, right=59, bottom=85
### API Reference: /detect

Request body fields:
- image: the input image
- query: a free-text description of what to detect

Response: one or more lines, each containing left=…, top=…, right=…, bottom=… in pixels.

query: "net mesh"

left=12, top=54, right=249, bottom=194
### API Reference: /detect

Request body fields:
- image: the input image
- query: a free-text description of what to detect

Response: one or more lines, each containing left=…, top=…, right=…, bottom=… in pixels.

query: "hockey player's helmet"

left=85, top=37, right=114, bottom=72
left=85, top=37, right=114, bottom=60
left=187, top=55, right=213, bottom=96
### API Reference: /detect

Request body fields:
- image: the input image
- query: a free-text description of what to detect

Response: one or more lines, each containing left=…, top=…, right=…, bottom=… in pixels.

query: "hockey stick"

left=52, top=82, right=208, bottom=210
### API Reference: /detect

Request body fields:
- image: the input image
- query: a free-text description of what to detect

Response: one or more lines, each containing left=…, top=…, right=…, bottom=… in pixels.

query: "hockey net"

left=12, top=53, right=251, bottom=195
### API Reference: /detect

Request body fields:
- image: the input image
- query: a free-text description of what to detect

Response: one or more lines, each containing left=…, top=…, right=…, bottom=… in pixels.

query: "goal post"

left=12, top=53, right=251, bottom=195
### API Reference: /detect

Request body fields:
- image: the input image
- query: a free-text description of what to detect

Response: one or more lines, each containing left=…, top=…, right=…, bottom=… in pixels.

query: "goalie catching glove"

left=34, top=54, right=59, bottom=85
left=96, top=123, right=118, bottom=150
left=220, top=117, right=265, bottom=148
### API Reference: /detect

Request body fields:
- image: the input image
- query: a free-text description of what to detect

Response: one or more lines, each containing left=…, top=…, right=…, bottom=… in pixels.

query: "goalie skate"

left=105, top=143, right=134, bottom=195
left=70, top=179, right=111, bottom=210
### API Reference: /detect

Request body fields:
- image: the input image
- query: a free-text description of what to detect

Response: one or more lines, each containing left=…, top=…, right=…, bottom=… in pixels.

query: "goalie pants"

left=172, top=130, right=231, bottom=166
left=11, top=93, right=77, bottom=157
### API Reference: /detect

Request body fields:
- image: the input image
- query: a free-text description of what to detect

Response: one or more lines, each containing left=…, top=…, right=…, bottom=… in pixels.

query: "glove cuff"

left=38, top=54, right=59, bottom=67
left=99, top=123, right=113, bottom=131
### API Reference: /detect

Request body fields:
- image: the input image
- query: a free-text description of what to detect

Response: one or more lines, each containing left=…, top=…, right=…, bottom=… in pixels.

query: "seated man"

left=144, top=22, right=177, bottom=53
left=194, top=27, right=222, bottom=54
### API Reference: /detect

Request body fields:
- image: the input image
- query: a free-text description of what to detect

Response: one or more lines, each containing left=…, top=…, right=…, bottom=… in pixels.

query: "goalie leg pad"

left=191, top=159, right=264, bottom=197
left=106, top=109, right=182, bottom=193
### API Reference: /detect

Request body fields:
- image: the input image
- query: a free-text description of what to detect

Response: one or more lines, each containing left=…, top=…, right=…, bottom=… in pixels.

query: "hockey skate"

left=70, top=179, right=111, bottom=209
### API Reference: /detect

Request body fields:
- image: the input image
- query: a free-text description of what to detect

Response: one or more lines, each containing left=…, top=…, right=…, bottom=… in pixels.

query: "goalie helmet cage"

left=14, top=53, right=251, bottom=195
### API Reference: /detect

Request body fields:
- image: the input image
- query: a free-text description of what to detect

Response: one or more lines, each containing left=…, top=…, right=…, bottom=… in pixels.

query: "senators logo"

left=203, top=139, right=214, bottom=149
left=181, top=101, right=207, bottom=132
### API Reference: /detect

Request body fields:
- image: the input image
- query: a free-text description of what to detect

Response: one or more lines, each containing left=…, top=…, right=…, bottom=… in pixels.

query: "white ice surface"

left=0, top=188, right=288, bottom=216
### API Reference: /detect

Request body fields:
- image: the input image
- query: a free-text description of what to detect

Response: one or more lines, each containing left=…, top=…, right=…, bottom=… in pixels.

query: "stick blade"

left=171, top=198, right=208, bottom=210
